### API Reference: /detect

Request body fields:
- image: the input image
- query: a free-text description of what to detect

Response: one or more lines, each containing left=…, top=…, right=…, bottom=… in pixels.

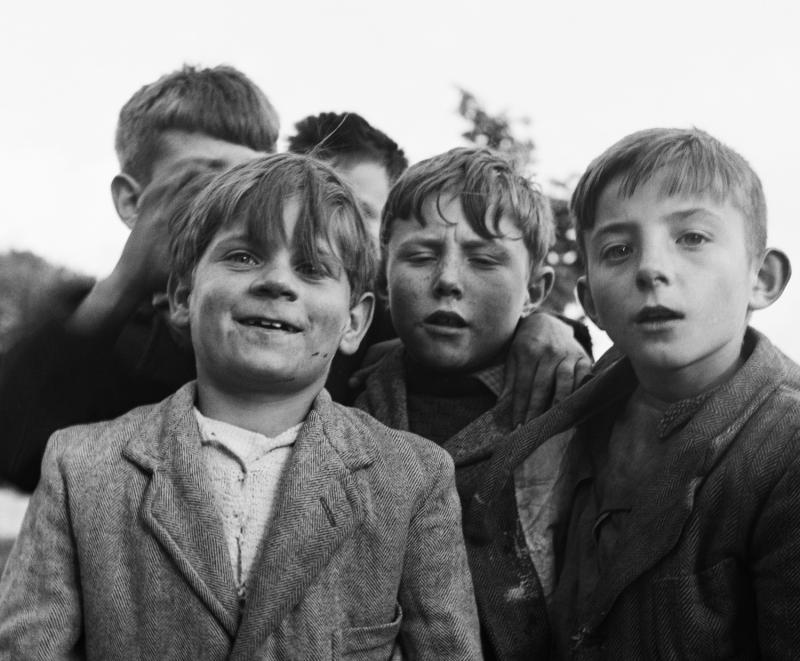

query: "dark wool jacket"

left=467, top=328, right=800, bottom=660
left=355, top=347, right=557, bottom=661
left=0, top=384, right=481, bottom=660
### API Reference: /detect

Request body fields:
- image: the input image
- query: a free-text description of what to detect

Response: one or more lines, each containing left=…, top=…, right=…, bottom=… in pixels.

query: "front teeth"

left=244, top=319, right=294, bottom=331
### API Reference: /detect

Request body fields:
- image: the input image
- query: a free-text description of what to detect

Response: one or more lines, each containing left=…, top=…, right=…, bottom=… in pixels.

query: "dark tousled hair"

left=288, top=112, right=408, bottom=183
left=115, top=64, right=279, bottom=184
left=570, top=127, right=767, bottom=257
left=169, top=153, right=376, bottom=305
left=379, top=147, right=554, bottom=285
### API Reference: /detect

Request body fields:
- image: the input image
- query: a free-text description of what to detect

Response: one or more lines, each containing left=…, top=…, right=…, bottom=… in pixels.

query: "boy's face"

left=147, top=130, right=262, bottom=191
left=333, top=159, right=391, bottom=246
left=170, top=198, right=373, bottom=396
left=385, top=193, right=535, bottom=373
left=580, top=172, right=762, bottom=392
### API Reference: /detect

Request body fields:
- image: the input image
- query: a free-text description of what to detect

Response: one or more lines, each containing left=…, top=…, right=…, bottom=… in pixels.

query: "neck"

left=633, top=340, right=744, bottom=403
left=195, top=378, right=321, bottom=437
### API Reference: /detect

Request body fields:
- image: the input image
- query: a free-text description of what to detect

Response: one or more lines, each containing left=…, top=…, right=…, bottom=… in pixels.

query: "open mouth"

left=238, top=317, right=301, bottom=333
left=424, top=311, right=468, bottom=328
left=634, top=305, right=684, bottom=324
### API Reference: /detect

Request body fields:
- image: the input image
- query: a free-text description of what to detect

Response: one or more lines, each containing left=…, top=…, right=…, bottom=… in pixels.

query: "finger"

left=522, top=357, right=558, bottom=424
left=574, top=356, right=593, bottom=388
left=348, top=363, right=377, bottom=389
left=551, top=357, right=579, bottom=406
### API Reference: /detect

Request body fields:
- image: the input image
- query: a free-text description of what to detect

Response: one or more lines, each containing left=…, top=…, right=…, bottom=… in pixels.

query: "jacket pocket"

left=646, top=557, right=751, bottom=660
left=333, top=604, right=403, bottom=660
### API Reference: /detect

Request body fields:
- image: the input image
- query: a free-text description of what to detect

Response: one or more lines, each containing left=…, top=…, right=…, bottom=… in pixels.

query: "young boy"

left=288, top=111, right=408, bottom=244
left=289, top=112, right=592, bottom=414
left=0, top=64, right=276, bottom=491
left=356, top=147, right=570, bottom=659
left=0, top=154, right=481, bottom=659
left=467, top=128, right=799, bottom=658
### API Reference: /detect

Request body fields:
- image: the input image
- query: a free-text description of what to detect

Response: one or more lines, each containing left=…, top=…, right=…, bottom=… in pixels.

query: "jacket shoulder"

left=330, top=403, right=454, bottom=474
left=44, top=393, right=176, bottom=477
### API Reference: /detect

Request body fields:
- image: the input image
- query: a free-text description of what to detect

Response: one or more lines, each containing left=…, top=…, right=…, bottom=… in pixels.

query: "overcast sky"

left=2, top=0, right=798, bottom=359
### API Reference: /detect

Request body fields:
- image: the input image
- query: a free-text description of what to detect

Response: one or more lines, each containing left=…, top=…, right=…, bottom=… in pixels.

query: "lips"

left=634, top=305, right=684, bottom=324
left=237, top=316, right=302, bottom=333
left=424, top=310, right=468, bottom=328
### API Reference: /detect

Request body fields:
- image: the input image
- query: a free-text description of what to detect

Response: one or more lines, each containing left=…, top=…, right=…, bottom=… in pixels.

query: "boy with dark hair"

left=356, top=146, right=570, bottom=659
left=288, top=111, right=407, bottom=242
left=468, top=127, right=799, bottom=658
left=0, top=64, right=276, bottom=491
left=0, top=154, right=481, bottom=659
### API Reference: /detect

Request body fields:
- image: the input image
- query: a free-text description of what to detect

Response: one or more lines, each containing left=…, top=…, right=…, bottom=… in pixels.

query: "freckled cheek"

left=387, top=270, right=428, bottom=317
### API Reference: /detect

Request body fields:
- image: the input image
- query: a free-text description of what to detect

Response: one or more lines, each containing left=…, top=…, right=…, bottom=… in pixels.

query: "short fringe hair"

left=116, top=64, right=279, bottom=184
left=288, top=112, right=408, bottom=183
left=570, top=127, right=767, bottom=256
left=170, top=153, right=376, bottom=305
left=379, top=147, right=554, bottom=283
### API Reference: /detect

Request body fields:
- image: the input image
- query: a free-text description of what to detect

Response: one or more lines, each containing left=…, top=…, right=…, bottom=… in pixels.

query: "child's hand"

left=502, top=312, right=592, bottom=426
left=116, top=160, right=223, bottom=299
left=348, top=338, right=402, bottom=389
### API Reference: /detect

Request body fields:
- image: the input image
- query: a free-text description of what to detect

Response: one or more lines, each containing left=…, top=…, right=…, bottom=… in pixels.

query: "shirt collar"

left=472, top=363, right=505, bottom=398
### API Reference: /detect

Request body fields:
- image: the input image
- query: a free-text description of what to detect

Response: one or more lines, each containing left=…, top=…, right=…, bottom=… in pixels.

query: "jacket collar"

left=360, top=345, right=509, bottom=466
left=122, top=383, right=376, bottom=649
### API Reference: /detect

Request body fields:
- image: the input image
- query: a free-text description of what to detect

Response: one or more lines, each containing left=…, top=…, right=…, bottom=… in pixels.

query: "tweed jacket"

left=0, top=383, right=481, bottom=660
left=356, top=347, right=565, bottom=661
left=467, top=328, right=800, bottom=660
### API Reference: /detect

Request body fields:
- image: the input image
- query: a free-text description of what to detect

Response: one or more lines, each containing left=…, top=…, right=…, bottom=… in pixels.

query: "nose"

left=635, top=241, right=672, bottom=290
left=432, top=253, right=463, bottom=299
left=249, top=263, right=298, bottom=301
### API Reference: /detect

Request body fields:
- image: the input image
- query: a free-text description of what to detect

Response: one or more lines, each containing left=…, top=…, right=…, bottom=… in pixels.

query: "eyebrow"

left=593, top=206, right=723, bottom=238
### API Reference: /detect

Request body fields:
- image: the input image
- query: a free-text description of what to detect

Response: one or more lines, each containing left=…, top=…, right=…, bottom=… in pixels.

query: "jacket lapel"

left=581, top=331, right=788, bottom=628
left=360, top=346, right=507, bottom=466
left=359, top=346, right=410, bottom=430
left=123, top=383, right=240, bottom=637
left=231, top=392, right=373, bottom=657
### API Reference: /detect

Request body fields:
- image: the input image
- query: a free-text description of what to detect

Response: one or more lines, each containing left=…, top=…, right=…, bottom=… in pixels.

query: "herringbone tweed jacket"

left=355, top=347, right=556, bottom=661
left=0, top=383, right=481, bottom=660
left=467, top=328, right=800, bottom=659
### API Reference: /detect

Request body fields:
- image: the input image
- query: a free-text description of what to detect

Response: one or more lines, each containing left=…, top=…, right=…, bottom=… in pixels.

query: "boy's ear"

left=577, top=275, right=603, bottom=328
left=166, top=272, right=192, bottom=329
left=521, top=266, right=555, bottom=317
left=338, top=292, right=376, bottom=356
left=110, top=173, right=142, bottom=229
left=749, top=248, right=792, bottom=311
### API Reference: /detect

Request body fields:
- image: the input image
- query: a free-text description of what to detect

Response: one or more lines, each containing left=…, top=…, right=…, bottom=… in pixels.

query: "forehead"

left=334, top=160, right=391, bottom=211
left=389, top=193, right=524, bottom=243
left=594, top=173, right=746, bottom=229
left=150, top=130, right=262, bottom=184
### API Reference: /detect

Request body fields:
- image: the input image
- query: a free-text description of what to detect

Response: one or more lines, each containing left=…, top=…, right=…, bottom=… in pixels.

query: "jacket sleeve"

left=0, top=432, right=84, bottom=659
left=398, top=450, right=483, bottom=660
left=0, top=315, right=119, bottom=491
left=751, top=434, right=800, bottom=659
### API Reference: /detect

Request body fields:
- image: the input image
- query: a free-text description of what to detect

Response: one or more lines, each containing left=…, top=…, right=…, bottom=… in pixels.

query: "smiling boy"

left=0, top=154, right=481, bottom=660
left=357, top=147, right=570, bottom=659
left=467, top=128, right=800, bottom=658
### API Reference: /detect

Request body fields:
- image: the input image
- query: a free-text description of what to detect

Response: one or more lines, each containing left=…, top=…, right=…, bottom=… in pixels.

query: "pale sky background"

left=2, top=0, right=799, bottom=360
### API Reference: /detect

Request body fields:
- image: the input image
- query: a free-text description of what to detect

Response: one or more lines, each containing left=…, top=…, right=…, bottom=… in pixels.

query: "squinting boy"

left=468, top=127, right=800, bottom=659
left=0, top=154, right=481, bottom=660
left=357, top=147, right=572, bottom=659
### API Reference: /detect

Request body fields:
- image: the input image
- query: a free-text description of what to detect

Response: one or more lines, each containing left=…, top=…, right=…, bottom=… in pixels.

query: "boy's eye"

left=404, top=251, right=437, bottom=265
left=678, top=232, right=708, bottom=247
left=600, top=244, right=632, bottom=261
left=468, top=254, right=500, bottom=267
left=295, top=260, right=333, bottom=279
left=225, top=250, right=259, bottom=266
